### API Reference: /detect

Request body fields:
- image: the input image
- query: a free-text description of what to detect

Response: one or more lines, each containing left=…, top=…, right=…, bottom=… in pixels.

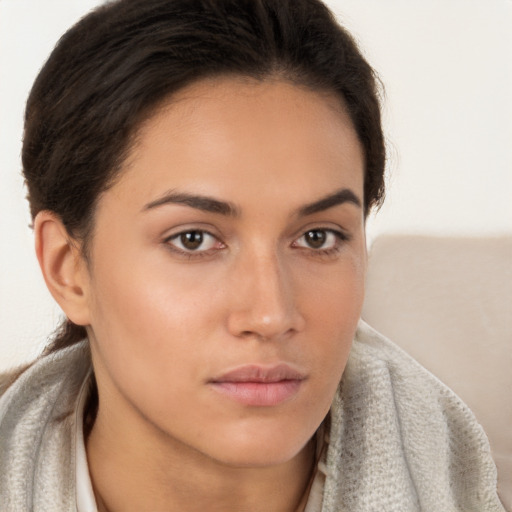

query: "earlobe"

left=34, top=211, right=91, bottom=326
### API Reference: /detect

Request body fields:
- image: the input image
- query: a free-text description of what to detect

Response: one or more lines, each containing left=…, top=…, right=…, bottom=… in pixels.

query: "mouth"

left=208, top=364, right=306, bottom=407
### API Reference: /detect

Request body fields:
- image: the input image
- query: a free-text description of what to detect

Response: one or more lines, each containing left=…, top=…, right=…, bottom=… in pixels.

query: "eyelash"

left=292, top=229, right=350, bottom=257
left=163, top=230, right=224, bottom=259
left=163, top=228, right=350, bottom=260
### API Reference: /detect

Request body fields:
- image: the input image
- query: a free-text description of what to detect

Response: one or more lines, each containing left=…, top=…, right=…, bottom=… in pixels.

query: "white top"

left=75, top=376, right=98, bottom=512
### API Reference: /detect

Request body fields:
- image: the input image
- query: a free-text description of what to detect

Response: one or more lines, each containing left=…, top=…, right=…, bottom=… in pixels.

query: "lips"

left=208, top=364, right=306, bottom=406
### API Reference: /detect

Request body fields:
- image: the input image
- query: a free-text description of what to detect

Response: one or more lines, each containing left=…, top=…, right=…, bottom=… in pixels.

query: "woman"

left=0, top=0, right=505, bottom=510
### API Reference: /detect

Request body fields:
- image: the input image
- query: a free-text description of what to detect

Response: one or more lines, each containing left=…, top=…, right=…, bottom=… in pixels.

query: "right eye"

left=165, top=230, right=223, bottom=254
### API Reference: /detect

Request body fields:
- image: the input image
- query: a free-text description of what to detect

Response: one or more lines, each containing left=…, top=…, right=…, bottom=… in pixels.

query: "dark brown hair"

left=22, top=0, right=386, bottom=353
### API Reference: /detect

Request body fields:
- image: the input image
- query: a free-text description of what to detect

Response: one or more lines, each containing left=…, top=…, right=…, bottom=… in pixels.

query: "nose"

left=226, top=249, right=305, bottom=341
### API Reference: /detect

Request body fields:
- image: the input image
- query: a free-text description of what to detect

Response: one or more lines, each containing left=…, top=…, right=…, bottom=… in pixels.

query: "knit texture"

left=0, top=322, right=505, bottom=511
left=322, top=321, right=505, bottom=511
left=0, top=342, right=90, bottom=511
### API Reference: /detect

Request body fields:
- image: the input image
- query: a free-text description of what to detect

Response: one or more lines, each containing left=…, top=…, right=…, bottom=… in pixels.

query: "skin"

left=36, top=78, right=367, bottom=512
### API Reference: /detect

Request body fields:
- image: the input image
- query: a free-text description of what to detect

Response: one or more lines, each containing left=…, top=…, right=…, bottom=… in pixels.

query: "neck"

left=86, top=393, right=316, bottom=512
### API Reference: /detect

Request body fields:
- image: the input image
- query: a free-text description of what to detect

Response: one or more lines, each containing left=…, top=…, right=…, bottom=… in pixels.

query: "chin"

left=203, top=420, right=316, bottom=469
left=215, top=444, right=309, bottom=469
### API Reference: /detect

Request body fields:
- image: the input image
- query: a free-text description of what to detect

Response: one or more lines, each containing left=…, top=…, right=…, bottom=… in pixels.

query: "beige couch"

left=362, top=235, right=512, bottom=510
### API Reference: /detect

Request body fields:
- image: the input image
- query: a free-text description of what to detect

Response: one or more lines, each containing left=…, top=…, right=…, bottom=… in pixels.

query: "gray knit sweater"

left=0, top=321, right=505, bottom=511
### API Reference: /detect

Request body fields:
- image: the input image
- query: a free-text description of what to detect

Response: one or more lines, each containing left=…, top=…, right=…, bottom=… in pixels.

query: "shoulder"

left=348, top=320, right=494, bottom=461
left=0, top=364, right=33, bottom=399
left=322, top=321, right=505, bottom=511
left=0, top=341, right=91, bottom=510
left=348, top=320, right=478, bottom=418
left=0, top=340, right=91, bottom=416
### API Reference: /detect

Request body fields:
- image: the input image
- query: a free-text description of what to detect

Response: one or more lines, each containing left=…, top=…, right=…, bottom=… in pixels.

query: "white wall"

left=1, top=0, right=511, bottom=369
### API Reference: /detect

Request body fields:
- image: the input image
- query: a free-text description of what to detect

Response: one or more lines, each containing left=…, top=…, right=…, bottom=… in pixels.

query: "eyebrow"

left=142, top=187, right=361, bottom=217
left=143, top=190, right=240, bottom=216
left=297, top=188, right=362, bottom=217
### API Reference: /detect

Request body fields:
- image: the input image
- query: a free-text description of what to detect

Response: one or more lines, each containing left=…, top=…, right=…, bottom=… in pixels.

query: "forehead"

left=106, top=77, right=364, bottom=214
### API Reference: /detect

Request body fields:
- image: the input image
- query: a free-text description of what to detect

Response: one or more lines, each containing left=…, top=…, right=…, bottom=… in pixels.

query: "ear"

left=34, top=211, right=91, bottom=326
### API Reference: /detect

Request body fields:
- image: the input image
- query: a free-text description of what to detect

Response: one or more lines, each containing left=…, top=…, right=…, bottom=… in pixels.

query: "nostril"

left=238, top=330, right=268, bottom=341
left=236, top=326, right=297, bottom=342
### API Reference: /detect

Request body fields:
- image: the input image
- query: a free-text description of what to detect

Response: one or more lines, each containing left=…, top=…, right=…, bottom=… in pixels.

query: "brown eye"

left=304, top=230, right=327, bottom=249
left=166, top=230, right=220, bottom=253
left=293, top=229, right=345, bottom=251
left=180, top=231, right=204, bottom=250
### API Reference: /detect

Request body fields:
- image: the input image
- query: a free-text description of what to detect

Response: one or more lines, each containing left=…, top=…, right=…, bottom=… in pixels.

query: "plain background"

left=1, top=0, right=511, bottom=368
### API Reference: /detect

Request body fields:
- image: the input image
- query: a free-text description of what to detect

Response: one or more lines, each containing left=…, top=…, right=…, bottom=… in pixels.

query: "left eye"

left=166, top=230, right=220, bottom=252
left=293, top=229, right=341, bottom=250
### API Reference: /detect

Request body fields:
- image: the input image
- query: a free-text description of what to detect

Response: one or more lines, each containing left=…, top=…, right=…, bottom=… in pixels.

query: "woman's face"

left=84, top=78, right=366, bottom=467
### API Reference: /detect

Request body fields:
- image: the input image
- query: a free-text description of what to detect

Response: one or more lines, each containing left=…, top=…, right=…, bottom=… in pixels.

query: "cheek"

left=86, top=258, right=225, bottom=439
left=86, top=244, right=227, bottom=390
left=299, top=247, right=366, bottom=329
left=298, top=248, right=366, bottom=381
left=91, top=220, right=217, bottom=320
